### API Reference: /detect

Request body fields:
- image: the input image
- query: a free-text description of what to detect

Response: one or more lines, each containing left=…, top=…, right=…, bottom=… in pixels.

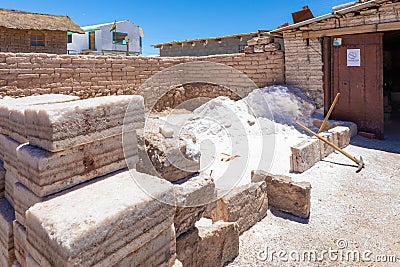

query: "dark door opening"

left=383, top=31, right=400, bottom=139
left=89, top=32, right=95, bottom=50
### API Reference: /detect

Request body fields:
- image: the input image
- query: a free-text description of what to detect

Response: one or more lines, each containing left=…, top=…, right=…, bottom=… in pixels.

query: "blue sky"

left=0, top=0, right=350, bottom=55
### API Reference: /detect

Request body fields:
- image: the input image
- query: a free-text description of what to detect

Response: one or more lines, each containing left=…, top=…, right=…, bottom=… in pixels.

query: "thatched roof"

left=0, top=8, right=84, bottom=33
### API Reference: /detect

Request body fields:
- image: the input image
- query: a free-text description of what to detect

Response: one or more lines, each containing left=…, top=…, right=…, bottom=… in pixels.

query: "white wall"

left=67, top=20, right=143, bottom=54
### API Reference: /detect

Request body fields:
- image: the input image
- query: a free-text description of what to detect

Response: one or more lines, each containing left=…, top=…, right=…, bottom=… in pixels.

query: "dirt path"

left=229, top=135, right=400, bottom=266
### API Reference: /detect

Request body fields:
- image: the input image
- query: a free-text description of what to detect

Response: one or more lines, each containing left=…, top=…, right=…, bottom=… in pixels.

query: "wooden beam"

left=377, top=21, right=400, bottom=31
left=302, top=21, right=400, bottom=38
left=302, top=24, right=377, bottom=38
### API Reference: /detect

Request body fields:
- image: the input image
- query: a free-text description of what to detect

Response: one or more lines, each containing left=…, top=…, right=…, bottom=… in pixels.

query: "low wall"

left=0, top=50, right=284, bottom=101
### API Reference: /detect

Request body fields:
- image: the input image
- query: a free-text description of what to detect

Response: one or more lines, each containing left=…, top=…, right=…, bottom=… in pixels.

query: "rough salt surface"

left=26, top=170, right=174, bottom=266
left=24, top=95, right=144, bottom=151
left=174, top=86, right=315, bottom=189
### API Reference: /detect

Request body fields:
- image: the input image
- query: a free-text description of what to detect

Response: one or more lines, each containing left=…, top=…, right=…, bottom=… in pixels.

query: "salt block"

left=25, top=254, right=40, bottom=267
left=12, top=260, right=21, bottom=267
left=3, top=95, right=79, bottom=143
left=174, top=176, right=216, bottom=237
left=1, top=135, right=21, bottom=173
left=24, top=95, right=144, bottom=152
left=251, top=170, right=311, bottom=218
left=0, top=160, right=5, bottom=197
left=26, top=170, right=175, bottom=267
left=0, top=248, right=14, bottom=267
left=313, top=119, right=357, bottom=138
left=5, top=171, right=17, bottom=208
left=176, top=227, right=199, bottom=267
left=13, top=221, right=26, bottom=267
left=137, top=120, right=200, bottom=182
left=197, top=222, right=239, bottom=267
left=17, top=133, right=137, bottom=197
left=117, top=225, right=176, bottom=267
left=329, top=126, right=351, bottom=148
left=14, top=173, right=107, bottom=227
left=318, top=132, right=336, bottom=158
left=290, top=137, right=321, bottom=173
left=13, top=182, right=44, bottom=227
left=0, top=198, right=15, bottom=262
left=208, top=181, right=268, bottom=234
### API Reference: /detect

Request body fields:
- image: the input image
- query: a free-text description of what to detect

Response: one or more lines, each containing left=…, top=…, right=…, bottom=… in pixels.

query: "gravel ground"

left=228, top=134, right=400, bottom=267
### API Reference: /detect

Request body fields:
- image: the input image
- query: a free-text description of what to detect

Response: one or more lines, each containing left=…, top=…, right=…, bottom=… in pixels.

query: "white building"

left=67, top=20, right=144, bottom=55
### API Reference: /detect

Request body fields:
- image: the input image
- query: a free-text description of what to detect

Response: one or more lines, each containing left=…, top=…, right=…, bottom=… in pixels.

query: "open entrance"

left=383, top=31, right=400, bottom=139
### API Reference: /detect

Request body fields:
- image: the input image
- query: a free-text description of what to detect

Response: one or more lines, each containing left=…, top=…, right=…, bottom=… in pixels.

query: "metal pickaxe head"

left=356, top=156, right=365, bottom=173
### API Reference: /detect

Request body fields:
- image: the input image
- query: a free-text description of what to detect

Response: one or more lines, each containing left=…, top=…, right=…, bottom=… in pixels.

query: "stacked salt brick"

left=1, top=95, right=148, bottom=266
left=25, top=170, right=177, bottom=266
left=0, top=95, right=79, bottom=266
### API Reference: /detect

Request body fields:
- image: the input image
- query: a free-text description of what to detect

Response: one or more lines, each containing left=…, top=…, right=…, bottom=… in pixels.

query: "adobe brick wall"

left=0, top=50, right=285, bottom=103
left=0, top=27, right=67, bottom=54
left=282, top=0, right=400, bottom=108
left=283, top=32, right=323, bottom=107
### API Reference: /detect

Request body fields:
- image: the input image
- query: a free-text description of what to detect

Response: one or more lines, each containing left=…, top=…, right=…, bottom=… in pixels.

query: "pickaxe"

left=296, top=121, right=365, bottom=173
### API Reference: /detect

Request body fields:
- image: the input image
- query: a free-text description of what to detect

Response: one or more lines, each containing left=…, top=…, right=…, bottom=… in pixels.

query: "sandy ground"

left=228, top=134, right=400, bottom=266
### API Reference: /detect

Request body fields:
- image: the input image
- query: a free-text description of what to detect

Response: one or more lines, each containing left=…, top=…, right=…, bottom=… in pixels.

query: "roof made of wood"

left=0, top=8, right=84, bottom=33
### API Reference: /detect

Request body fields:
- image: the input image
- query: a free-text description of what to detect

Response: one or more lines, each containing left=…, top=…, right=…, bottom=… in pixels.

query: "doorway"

left=383, top=31, right=400, bottom=139
left=326, top=33, right=384, bottom=139
left=89, top=32, right=95, bottom=50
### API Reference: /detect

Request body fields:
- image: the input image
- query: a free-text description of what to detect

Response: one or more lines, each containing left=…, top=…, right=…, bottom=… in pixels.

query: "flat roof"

left=152, top=31, right=268, bottom=48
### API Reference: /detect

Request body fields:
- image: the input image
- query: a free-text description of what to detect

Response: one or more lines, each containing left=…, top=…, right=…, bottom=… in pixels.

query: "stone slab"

left=26, top=170, right=175, bottom=267
left=5, top=171, right=17, bottom=208
left=318, top=131, right=337, bottom=158
left=24, top=95, right=144, bottom=152
left=0, top=160, right=5, bottom=196
left=13, top=172, right=110, bottom=227
left=25, top=253, right=40, bottom=267
left=0, top=95, right=79, bottom=143
left=251, top=170, right=311, bottom=218
left=290, top=137, right=321, bottom=173
left=313, top=119, right=357, bottom=138
left=173, top=176, right=216, bottom=237
left=328, top=126, right=351, bottom=149
left=0, top=198, right=15, bottom=261
left=176, top=227, right=199, bottom=267
left=117, top=225, right=176, bottom=267
left=136, top=118, right=200, bottom=182
left=13, top=221, right=26, bottom=267
left=16, top=133, right=137, bottom=197
left=197, top=222, right=239, bottom=267
left=0, top=95, right=79, bottom=138
left=208, top=182, right=268, bottom=234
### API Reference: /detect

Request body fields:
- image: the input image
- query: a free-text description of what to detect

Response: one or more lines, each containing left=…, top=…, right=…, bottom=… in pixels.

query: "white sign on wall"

left=347, top=49, right=361, bottom=66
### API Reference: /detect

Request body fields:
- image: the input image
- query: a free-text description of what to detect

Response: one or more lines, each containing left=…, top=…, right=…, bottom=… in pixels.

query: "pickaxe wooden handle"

left=296, top=121, right=364, bottom=172
left=318, top=93, right=341, bottom=134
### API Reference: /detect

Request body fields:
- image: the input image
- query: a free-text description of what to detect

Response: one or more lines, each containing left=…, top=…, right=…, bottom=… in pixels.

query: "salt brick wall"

left=0, top=28, right=67, bottom=54
left=0, top=51, right=284, bottom=100
left=282, top=0, right=400, bottom=108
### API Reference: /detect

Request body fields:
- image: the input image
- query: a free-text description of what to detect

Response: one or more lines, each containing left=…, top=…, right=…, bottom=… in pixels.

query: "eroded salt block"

left=208, top=181, right=268, bottom=234
left=26, top=170, right=175, bottom=267
left=16, top=133, right=137, bottom=197
left=0, top=198, right=15, bottom=263
left=24, top=95, right=144, bottom=152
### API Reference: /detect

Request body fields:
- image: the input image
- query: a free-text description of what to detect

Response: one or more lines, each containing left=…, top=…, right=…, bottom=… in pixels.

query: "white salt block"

left=24, top=95, right=144, bottom=152
left=26, top=170, right=175, bottom=267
